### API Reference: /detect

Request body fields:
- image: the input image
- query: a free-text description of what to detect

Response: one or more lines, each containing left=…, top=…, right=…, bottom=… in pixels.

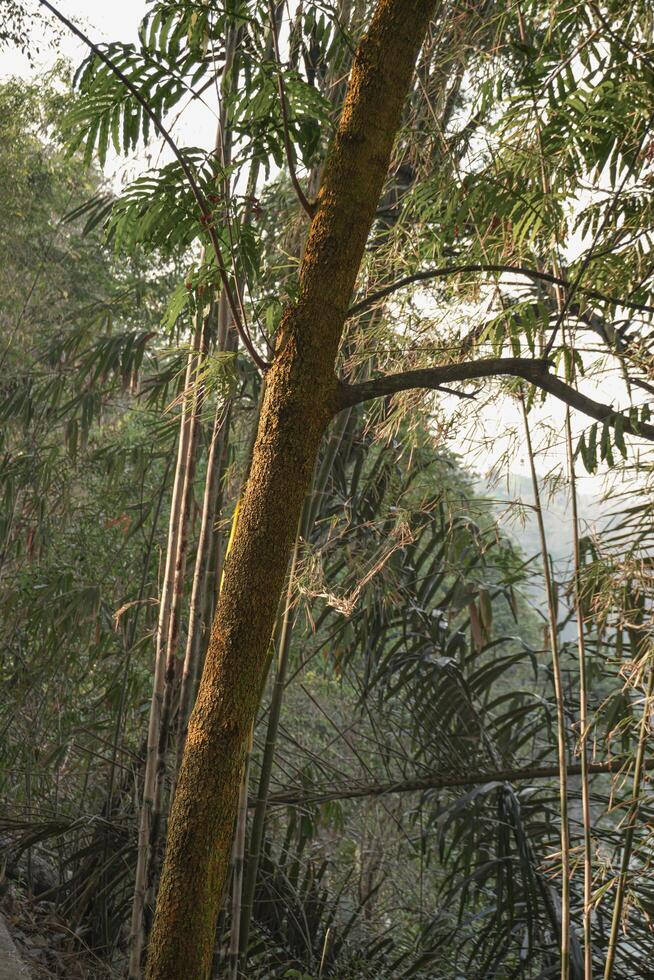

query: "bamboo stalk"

left=564, top=408, right=594, bottom=979
left=227, top=727, right=253, bottom=980
left=522, top=400, right=572, bottom=980
left=144, top=311, right=209, bottom=923
left=102, top=452, right=172, bottom=950
left=175, top=370, right=233, bottom=775
left=131, top=20, right=247, bottom=964
left=514, top=21, right=575, bottom=958
left=603, top=651, right=654, bottom=979
left=128, top=325, right=202, bottom=978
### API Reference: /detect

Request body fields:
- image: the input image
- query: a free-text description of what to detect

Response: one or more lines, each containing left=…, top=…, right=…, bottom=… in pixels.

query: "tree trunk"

left=146, top=3, right=437, bottom=976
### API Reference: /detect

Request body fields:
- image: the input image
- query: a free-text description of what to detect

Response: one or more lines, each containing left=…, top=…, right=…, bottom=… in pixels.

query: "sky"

left=4, top=1, right=146, bottom=72
left=3, top=1, right=214, bottom=178
left=4, top=1, right=642, bottom=503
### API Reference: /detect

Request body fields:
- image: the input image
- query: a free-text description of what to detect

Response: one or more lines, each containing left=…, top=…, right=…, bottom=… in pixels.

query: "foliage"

left=2, top=1, right=654, bottom=978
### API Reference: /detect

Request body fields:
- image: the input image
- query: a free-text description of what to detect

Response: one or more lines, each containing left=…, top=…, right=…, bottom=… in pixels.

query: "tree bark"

left=145, top=3, right=437, bottom=976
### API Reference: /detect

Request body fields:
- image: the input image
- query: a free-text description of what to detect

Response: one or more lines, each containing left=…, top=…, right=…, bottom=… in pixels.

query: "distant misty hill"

left=477, top=473, right=607, bottom=634
left=479, top=472, right=605, bottom=572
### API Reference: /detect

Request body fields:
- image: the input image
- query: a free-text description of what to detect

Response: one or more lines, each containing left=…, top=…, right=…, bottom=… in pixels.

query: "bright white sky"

left=4, top=1, right=146, bottom=69
left=5, top=1, right=646, bottom=503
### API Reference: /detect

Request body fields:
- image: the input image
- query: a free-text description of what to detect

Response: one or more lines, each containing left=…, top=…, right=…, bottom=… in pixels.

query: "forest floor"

left=1, top=879, right=111, bottom=979
left=0, top=908, right=30, bottom=979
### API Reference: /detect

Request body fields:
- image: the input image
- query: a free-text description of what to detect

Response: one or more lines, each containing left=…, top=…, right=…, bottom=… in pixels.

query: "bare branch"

left=337, top=357, right=654, bottom=442
left=348, top=263, right=654, bottom=319
left=262, top=756, right=654, bottom=808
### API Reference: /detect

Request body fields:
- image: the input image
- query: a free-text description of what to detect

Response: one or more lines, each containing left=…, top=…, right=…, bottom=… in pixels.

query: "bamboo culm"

left=128, top=322, right=203, bottom=978
left=522, top=399, right=572, bottom=980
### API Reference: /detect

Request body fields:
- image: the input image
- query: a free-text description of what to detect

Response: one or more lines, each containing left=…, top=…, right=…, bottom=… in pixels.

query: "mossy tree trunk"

left=146, top=3, right=437, bottom=976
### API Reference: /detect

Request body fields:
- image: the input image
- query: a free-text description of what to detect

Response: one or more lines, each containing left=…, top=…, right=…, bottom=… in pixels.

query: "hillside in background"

left=480, top=473, right=607, bottom=632
left=483, top=472, right=605, bottom=565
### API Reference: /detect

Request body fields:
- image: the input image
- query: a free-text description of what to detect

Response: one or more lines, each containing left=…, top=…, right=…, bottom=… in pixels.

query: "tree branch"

left=261, top=756, right=654, bottom=807
left=348, top=263, right=654, bottom=319
left=38, top=0, right=270, bottom=373
left=337, top=357, right=654, bottom=442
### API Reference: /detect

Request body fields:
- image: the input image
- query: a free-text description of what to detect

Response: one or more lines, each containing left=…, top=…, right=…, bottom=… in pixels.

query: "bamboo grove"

left=2, top=1, right=654, bottom=977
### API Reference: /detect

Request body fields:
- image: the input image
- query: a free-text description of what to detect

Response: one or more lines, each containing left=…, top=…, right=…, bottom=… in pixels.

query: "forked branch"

left=337, top=356, right=654, bottom=442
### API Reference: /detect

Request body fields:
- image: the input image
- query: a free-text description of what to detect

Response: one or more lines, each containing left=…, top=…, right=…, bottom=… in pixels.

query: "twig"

left=348, top=263, right=654, bottom=319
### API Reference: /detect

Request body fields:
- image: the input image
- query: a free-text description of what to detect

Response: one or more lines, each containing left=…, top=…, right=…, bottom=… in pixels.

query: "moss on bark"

left=146, top=3, right=437, bottom=976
